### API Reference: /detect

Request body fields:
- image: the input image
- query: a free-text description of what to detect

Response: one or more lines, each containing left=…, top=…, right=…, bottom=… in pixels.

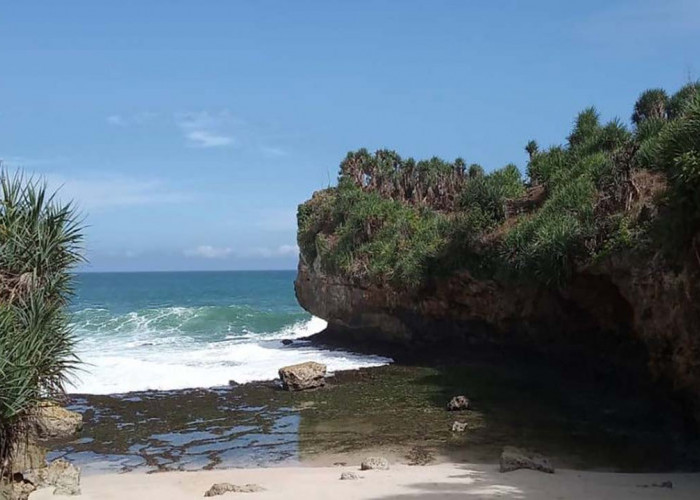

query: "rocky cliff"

left=295, top=249, right=700, bottom=426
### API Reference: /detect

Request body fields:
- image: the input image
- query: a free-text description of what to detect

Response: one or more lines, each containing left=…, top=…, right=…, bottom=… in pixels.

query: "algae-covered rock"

left=499, top=446, right=554, bottom=473
left=360, top=457, right=389, bottom=470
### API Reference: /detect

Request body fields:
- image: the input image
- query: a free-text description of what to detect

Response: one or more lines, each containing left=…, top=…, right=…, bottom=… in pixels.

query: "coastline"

left=31, top=463, right=700, bottom=499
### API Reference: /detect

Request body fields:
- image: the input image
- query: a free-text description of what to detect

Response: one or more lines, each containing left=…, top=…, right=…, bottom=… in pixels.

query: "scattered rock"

left=34, top=403, right=83, bottom=440
left=360, top=457, right=390, bottom=471
left=24, top=458, right=81, bottom=496
left=499, top=446, right=554, bottom=474
left=340, top=472, right=361, bottom=480
left=447, top=396, right=470, bottom=411
left=333, top=462, right=347, bottom=467
left=406, top=446, right=434, bottom=466
left=278, top=361, right=327, bottom=391
left=638, top=481, right=673, bottom=489
left=204, top=483, right=265, bottom=496
left=281, top=339, right=293, bottom=345
left=451, top=421, right=468, bottom=432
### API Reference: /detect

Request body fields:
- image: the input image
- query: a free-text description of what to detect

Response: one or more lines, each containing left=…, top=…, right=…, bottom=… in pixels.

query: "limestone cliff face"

left=295, top=252, right=700, bottom=424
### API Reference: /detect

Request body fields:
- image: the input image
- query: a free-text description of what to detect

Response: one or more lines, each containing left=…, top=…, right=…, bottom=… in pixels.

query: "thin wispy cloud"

left=175, top=110, right=236, bottom=149
left=44, top=174, right=190, bottom=211
left=106, top=112, right=158, bottom=127
left=250, top=244, right=299, bottom=258
left=260, top=145, right=288, bottom=158
left=184, top=245, right=234, bottom=258
left=107, top=115, right=127, bottom=126
left=185, top=130, right=234, bottom=148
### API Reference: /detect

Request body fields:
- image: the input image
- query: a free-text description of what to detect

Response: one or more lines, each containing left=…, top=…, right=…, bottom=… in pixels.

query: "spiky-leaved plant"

left=0, top=171, right=84, bottom=477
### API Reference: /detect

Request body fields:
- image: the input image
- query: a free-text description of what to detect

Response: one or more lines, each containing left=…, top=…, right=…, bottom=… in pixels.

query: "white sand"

left=29, top=463, right=700, bottom=499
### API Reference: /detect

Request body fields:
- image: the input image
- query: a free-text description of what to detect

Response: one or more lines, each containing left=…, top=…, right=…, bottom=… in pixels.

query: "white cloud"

left=106, top=112, right=158, bottom=127
left=184, top=245, right=233, bottom=259
left=250, top=244, right=299, bottom=258
left=107, top=115, right=127, bottom=126
left=184, top=130, right=233, bottom=148
left=260, top=145, right=287, bottom=157
left=175, top=110, right=237, bottom=149
left=43, top=174, right=190, bottom=211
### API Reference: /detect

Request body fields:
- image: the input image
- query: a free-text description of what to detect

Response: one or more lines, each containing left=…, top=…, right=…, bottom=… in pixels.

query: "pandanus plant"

left=0, top=170, right=84, bottom=478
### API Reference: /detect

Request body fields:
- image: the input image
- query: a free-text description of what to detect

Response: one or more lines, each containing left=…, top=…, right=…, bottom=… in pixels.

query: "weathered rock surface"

left=295, top=242, right=700, bottom=427
left=9, top=434, right=46, bottom=475
left=447, top=396, right=470, bottom=411
left=34, top=403, right=83, bottom=440
left=3, top=480, right=35, bottom=500
left=278, top=361, right=327, bottom=391
left=204, top=483, right=265, bottom=496
left=340, top=472, right=361, bottom=480
left=499, top=446, right=554, bottom=473
left=360, top=457, right=389, bottom=471
left=451, top=421, right=468, bottom=432
left=24, top=458, right=81, bottom=496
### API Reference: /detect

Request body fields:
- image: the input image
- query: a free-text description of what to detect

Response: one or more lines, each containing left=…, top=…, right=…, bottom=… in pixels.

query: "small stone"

left=451, top=421, right=468, bottom=432
left=281, top=339, right=293, bottom=345
left=447, top=395, right=470, bottom=411
left=204, top=483, right=265, bottom=496
left=499, top=446, right=554, bottom=474
left=340, top=472, right=361, bottom=480
left=360, top=457, right=389, bottom=471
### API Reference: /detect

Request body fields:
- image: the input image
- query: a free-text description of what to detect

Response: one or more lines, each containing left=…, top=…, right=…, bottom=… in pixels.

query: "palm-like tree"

left=0, top=171, right=84, bottom=477
left=632, top=88, right=669, bottom=125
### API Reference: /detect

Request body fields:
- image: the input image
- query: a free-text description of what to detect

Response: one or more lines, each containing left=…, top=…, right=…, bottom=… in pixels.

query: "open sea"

left=68, top=270, right=391, bottom=395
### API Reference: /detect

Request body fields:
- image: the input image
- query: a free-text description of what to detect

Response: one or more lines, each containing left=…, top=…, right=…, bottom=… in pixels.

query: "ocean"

left=69, top=270, right=390, bottom=394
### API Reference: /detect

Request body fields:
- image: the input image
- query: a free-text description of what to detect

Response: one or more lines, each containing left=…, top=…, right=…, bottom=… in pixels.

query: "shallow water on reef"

left=47, top=361, right=700, bottom=475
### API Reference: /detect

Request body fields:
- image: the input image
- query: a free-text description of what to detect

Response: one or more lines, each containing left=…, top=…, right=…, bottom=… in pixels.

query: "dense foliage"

left=0, top=173, right=83, bottom=476
left=298, top=83, right=700, bottom=289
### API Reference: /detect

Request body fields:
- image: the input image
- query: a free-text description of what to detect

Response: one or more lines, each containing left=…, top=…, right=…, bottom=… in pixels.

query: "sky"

left=1, top=0, right=698, bottom=272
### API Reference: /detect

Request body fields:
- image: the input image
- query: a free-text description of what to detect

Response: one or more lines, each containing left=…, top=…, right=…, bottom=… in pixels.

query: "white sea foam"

left=68, top=316, right=392, bottom=394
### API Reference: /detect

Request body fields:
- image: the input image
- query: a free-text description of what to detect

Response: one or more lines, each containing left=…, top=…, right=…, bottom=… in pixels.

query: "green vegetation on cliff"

left=0, top=173, right=83, bottom=476
left=298, top=82, right=700, bottom=288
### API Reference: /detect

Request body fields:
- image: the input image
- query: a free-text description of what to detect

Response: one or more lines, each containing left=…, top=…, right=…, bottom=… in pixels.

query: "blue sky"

left=1, top=1, right=698, bottom=272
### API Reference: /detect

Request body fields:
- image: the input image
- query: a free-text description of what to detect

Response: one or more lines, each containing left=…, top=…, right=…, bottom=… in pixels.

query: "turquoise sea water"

left=69, top=271, right=390, bottom=394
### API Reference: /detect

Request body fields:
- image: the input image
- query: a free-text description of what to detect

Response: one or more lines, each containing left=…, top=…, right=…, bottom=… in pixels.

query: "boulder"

left=34, top=404, right=83, bottom=440
left=204, top=483, right=265, bottom=496
left=24, top=458, right=81, bottom=496
left=340, top=472, right=361, bottom=480
left=451, top=421, right=468, bottom=432
left=360, top=457, right=389, bottom=471
left=281, top=339, right=293, bottom=346
left=447, top=396, right=470, bottom=411
left=499, top=446, right=554, bottom=473
left=278, top=361, right=327, bottom=391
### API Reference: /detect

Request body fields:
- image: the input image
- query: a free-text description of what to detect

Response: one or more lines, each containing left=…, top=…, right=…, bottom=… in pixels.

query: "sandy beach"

left=30, top=463, right=700, bottom=500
